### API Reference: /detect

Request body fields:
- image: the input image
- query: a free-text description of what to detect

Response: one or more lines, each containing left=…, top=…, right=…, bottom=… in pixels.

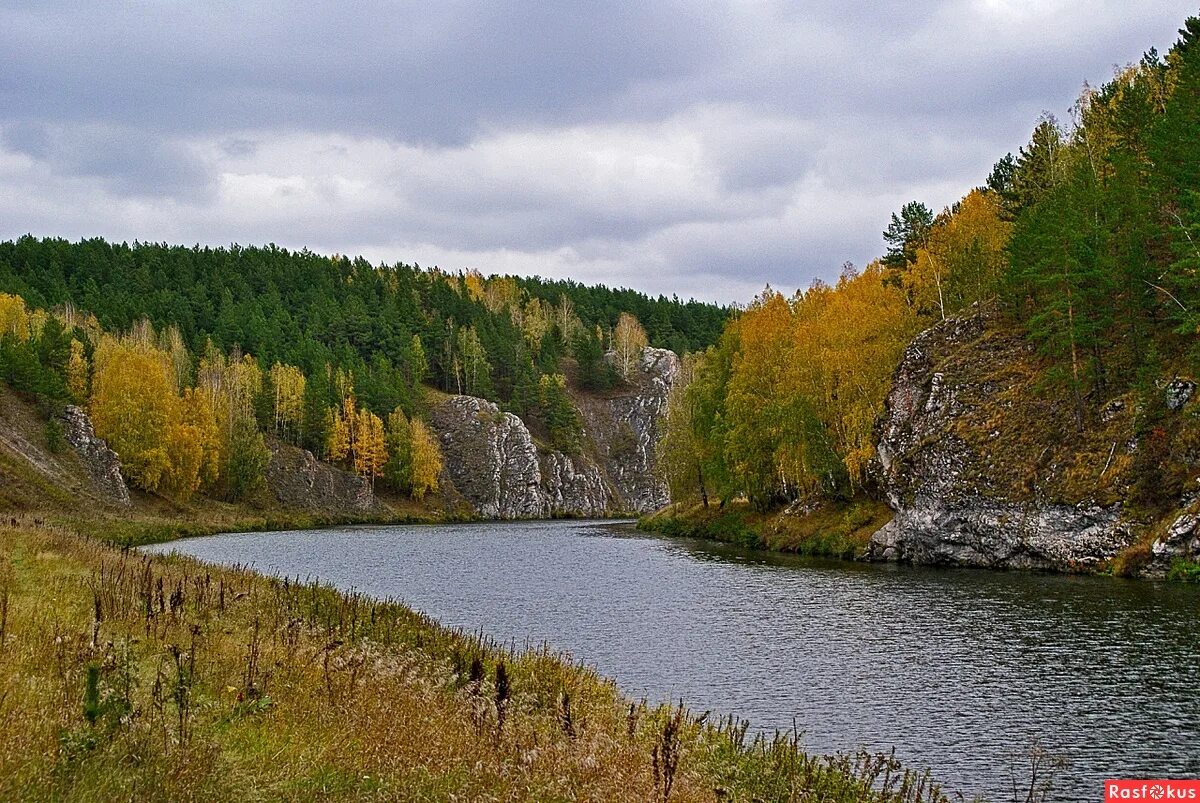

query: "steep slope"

left=867, top=305, right=1199, bottom=575
left=429, top=346, right=678, bottom=518
left=0, top=389, right=129, bottom=512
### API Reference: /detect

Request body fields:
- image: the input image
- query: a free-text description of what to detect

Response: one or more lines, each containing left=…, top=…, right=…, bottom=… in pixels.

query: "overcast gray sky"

left=0, top=1, right=1194, bottom=303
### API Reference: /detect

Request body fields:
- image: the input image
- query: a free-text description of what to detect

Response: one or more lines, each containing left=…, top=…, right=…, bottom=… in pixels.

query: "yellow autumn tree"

left=722, top=289, right=806, bottom=504
left=353, top=408, right=388, bottom=486
left=462, top=269, right=487, bottom=302
left=384, top=406, right=412, bottom=491
left=656, top=352, right=709, bottom=506
left=66, top=339, right=90, bottom=402
left=179, top=387, right=222, bottom=489
left=90, top=334, right=180, bottom=492
left=0, top=293, right=30, bottom=341
left=160, top=325, right=191, bottom=390
left=788, top=263, right=920, bottom=489
left=326, top=406, right=349, bottom=462
left=326, top=390, right=357, bottom=464
left=196, top=344, right=269, bottom=499
left=613, top=312, right=649, bottom=379
left=408, top=418, right=442, bottom=501
left=520, top=297, right=552, bottom=356
left=906, top=189, right=1012, bottom=320
left=269, top=362, right=306, bottom=443
left=483, top=275, right=523, bottom=314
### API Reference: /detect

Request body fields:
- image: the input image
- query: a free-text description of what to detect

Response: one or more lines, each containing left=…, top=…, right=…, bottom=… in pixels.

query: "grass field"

left=0, top=514, right=956, bottom=802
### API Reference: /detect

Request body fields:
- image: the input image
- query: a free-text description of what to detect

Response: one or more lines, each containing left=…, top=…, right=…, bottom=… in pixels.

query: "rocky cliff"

left=577, top=347, right=679, bottom=512
left=265, top=442, right=385, bottom=517
left=428, top=395, right=612, bottom=518
left=867, top=305, right=1200, bottom=573
left=868, top=304, right=1128, bottom=568
left=0, top=390, right=132, bottom=510
left=61, top=405, right=131, bottom=507
left=428, top=346, right=678, bottom=519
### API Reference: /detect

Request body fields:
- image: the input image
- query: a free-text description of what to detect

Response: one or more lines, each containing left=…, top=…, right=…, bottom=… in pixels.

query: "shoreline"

left=0, top=514, right=957, bottom=801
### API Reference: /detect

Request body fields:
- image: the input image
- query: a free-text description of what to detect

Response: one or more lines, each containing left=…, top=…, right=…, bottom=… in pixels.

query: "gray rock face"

left=540, top=451, right=612, bottom=517
left=868, top=312, right=1133, bottom=570
left=1164, top=378, right=1196, bottom=412
left=427, top=346, right=678, bottom=519
left=61, top=405, right=130, bottom=507
left=430, top=395, right=548, bottom=519
left=579, top=347, right=679, bottom=513
left=1151, top=505, right=1200, bottom=569
left=266, top=443, right=383, bottom=516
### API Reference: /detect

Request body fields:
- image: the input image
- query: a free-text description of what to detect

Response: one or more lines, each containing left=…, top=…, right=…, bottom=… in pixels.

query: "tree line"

left=659, top=15, right=1200, bottom=511
left=0, top=291, right=444, bottom=501
left=0, top=238, right=727, bottom=438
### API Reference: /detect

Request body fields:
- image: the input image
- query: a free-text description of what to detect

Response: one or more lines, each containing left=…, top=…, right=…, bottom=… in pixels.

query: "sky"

left=0, top=1, right=1195, bottom=304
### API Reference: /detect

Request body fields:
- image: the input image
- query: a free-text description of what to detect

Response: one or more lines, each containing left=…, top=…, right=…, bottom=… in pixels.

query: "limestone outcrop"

left=427, top=346, right=678, bottom=519
left=61, top=405, right=131, bottom=507
left=867, top=308, right=1135, bottom=570
left=265, top=442, right=384, bottom=517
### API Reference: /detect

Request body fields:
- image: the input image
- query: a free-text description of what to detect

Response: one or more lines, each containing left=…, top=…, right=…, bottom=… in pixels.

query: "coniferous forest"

left=0, top=238, right=727, bottom=500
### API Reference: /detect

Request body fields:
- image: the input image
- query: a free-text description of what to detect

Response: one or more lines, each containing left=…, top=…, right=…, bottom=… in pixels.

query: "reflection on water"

left=145, top=519, right=1200, bottom=802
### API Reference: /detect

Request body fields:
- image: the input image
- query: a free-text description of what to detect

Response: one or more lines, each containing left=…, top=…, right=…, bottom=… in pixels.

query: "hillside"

left=646, top=15, right=1200, bottom=581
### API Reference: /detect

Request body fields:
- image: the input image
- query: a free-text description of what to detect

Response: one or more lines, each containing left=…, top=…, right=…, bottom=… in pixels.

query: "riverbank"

left=637, top=498, right=892, bottom=560
left=640, top=499, right=1200, bottom=584
left=0, top=515, right=956, bottom=802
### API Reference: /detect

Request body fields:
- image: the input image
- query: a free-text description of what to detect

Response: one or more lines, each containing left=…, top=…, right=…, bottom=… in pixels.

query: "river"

left=143, top=518, right=1200, bottom=801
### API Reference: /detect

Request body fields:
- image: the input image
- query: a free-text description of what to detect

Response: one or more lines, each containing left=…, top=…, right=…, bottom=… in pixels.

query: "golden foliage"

left=66, top=339, right=89, bottom=402
left=269, top=362, right=306, bottom=442
left=408, top=418, right=442, bottom=501
left=670, top=266, right=921, bottom=506
left=613, top=312, right=648, bottom=379
left=353, top=408, right=388, bottom=484
left=905, top=190, right=1011, bottom=320
left=0, top=293, right=30, bottom=341
left=90, top=333, right=181, bottom=492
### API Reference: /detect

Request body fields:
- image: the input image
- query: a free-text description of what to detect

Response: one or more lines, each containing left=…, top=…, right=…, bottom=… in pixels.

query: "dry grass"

left=0, top=516, right=955, bottom=802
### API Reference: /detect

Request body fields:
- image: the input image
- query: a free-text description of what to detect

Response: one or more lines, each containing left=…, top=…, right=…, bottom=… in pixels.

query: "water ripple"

left=145, top=520, right=1200, bottom=802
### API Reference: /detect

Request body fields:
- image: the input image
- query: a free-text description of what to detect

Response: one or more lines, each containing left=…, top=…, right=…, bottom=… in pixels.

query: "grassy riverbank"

left=0, top=514, right=958, bottom=802
left=638, top=498, right=892, bottom=560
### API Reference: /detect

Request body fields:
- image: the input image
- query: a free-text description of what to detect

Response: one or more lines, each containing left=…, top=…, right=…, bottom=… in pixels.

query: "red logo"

left=1107, top=781, right=1200, bottom=801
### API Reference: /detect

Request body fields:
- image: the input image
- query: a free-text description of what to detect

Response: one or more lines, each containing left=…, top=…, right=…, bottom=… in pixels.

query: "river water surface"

left=144, top=519, right=1200, bottom=801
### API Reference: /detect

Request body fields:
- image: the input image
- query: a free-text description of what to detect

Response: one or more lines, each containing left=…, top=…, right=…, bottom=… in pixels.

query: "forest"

left=0, top=243, right=725, bottom=503
left=0, top=236, right=725, bottom=413
left=658, top=16, right=1200, bottom=512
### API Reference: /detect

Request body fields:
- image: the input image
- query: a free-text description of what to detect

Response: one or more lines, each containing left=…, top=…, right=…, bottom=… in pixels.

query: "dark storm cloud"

left=0, top=0, right=1195, bottom=302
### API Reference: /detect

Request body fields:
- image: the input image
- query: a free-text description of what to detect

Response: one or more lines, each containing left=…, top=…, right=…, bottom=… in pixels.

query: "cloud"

left=0, top=0, right=1195, bottom=303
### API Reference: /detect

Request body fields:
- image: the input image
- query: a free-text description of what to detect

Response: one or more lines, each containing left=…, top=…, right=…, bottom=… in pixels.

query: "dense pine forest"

left=0, top=239, right=725, bottom=502
left=657, top=16, right=1200, bottom=515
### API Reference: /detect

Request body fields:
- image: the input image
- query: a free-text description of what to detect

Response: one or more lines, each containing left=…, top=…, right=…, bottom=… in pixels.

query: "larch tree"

left=407, top=418, right=442, bottom=501
left=353, top=407, right=388, bottom=486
